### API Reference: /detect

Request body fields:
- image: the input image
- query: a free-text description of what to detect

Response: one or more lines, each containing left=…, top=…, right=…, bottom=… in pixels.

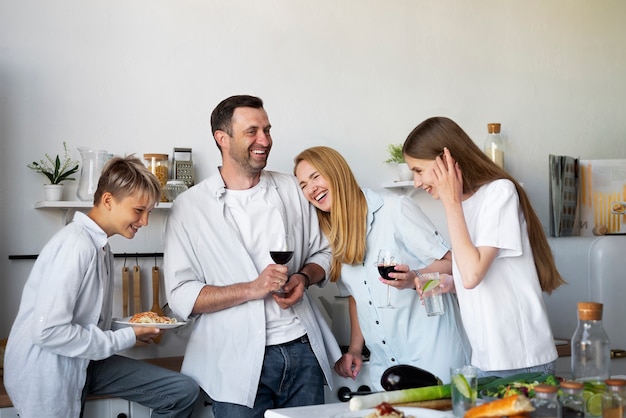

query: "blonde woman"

left=402, top=116, right=565, bottom=377
left=294, top=146, right=470, bottom=390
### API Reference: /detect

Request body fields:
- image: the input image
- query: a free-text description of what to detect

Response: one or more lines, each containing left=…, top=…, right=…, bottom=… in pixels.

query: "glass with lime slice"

left=419, top=272, right=444, bottom=316
left=451, top=366, right=478, bottom=418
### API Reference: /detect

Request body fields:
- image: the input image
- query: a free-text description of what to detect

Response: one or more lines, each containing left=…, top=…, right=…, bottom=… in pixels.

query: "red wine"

left=378, top=265, right=397, bottom=280
left=270, top=251, right=294, bottom=264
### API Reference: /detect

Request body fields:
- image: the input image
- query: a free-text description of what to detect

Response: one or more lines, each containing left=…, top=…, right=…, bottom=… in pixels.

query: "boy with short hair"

left=5, top=156, right=199, bottom=418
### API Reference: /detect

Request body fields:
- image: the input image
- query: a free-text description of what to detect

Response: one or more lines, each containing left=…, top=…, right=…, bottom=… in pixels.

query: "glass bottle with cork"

left=558, top=381, right=585, bottom=418
left=484, top=123, right=505, bottom=170
left=602, top=379, right=626, bottom=418
left=571, top=301, right=610, bottom=384
left=531, top=385, right=562, bottom=418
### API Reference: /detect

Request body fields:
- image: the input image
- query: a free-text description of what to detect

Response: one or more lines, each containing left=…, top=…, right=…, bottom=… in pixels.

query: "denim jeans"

left=477, top=361, right=556, bottom=378
left=81, top=355, right=199, bottom=418
left=212, top=334, right=325, bottom=418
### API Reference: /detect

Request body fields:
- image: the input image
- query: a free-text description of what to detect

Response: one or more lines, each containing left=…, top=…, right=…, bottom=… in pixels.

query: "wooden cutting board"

left=397, top=399, right=452, bottom=410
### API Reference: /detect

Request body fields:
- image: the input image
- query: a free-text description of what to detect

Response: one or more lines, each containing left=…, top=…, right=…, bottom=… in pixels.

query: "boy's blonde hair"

left=93, top=155, right=162, bottom=207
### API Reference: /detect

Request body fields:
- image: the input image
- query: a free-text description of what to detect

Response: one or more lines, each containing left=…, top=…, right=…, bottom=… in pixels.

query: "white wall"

left=1, top=0, right=625, bottom=338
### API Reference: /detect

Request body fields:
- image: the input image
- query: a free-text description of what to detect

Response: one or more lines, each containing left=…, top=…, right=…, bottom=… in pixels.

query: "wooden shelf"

left=35, top=201, right=173, bottom=209
left=382, top=180, right=415, bottom=190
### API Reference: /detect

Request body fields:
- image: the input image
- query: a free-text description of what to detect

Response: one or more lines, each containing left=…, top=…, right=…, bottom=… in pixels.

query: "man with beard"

left=163, top=95, right=338, bottom=418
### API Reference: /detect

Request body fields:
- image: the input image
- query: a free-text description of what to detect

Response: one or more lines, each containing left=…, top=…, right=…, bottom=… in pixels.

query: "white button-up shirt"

left=164, top=170, right=339, bottom=408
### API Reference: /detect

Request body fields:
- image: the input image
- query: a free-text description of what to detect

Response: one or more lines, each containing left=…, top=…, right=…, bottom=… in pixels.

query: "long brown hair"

left=403, top=117, right=565, bottom=294
left=294, top=146, right=367, bottom=282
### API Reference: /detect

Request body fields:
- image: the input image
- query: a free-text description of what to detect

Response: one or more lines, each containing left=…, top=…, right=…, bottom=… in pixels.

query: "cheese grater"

left=172, top=147, right=194, bottom=187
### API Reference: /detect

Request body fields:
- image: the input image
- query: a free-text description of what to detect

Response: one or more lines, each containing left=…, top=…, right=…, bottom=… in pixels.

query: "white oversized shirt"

left=4, top=212, right=137, bottom=418
left=337, top=189, right=471, bottom=390
left=163, top=170, right=339, bottom=408
left=453, top=179, right=557, bottom=371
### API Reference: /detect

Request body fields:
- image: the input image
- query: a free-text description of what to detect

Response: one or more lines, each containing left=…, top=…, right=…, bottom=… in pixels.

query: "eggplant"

left=381, top=364, right=442, bottom=391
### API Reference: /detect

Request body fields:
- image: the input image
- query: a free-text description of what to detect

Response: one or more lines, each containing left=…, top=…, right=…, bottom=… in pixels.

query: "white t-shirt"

left=453, top=179, right=557, bottom=371
left=223, top=183, right=306, bottom=346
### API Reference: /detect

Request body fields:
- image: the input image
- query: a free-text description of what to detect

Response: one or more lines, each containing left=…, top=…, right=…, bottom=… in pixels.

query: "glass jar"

left=559, top=381, right=585, bottom=418
left=571, top=302, right=611, bottom=384
left=164, top=180, right=188, bottom=202
left=484, top=123, right=505, bottom=170
left=531, top=385, right=562, bottom=418
left=602, top=379, right=626, bottom=418
left=144, top=153, right=169, bottom=202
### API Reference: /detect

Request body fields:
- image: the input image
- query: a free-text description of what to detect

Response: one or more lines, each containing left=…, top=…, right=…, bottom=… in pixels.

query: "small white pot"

left=397, top=163, right=413, bottom=181
left=43, top=184, right=64, bottom=201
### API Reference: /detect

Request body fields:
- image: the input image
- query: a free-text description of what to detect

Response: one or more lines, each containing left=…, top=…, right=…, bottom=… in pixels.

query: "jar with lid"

left=571, top=302, right=611, bottom=384
left=559, top=381, right=585, bottom=418
left=164, top=180, right=188, bottom=202
left=602, top=379, right=626, bottom=418
left=531, top=385, right=562, bottom=418
left=144, top=154, right=169, bottom=202
left=484, top=123, right=505, bottom=170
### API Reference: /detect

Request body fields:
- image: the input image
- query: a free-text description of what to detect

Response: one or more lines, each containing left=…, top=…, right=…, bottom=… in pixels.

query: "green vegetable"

left=480, top=373, right=559, bottom=399
left=349, top=376, right=498, bottom=411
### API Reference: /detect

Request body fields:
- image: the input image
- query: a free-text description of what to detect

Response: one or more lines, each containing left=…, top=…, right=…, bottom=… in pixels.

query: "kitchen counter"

left=0, top=356, right=184, bottom=408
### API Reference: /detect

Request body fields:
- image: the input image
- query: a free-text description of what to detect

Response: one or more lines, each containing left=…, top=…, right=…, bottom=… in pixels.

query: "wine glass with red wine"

left=270, top=234, right=294, bottom=293
left=376, top=248, right=400, bottom=309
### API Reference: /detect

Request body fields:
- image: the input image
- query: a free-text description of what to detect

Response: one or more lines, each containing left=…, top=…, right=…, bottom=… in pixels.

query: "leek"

left=349, top=376, right=499, bottom=411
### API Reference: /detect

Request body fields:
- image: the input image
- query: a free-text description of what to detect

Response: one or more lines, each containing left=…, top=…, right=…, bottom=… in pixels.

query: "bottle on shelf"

left=571, top=301, right=611, bottom=384
left=558, top=380, right=585, bottom=418
left=531, top=384, right=562, bottom=418
left=484, top=123, right=505, bottom=170
left=602, top=379, right=626, bottom=418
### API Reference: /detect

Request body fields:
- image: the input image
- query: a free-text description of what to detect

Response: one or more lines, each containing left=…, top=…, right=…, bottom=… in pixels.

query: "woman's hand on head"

left=432, top=147, right=464, bottom=205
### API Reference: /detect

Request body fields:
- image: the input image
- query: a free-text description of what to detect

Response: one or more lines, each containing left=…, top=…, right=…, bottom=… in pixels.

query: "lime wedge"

left=422, top=279, right=441, bottom=293
left=587, top=393, right=603, bottom=417
left=583, top=390, right=594, bottom=403
left=452, top=374, right=472, bottom=399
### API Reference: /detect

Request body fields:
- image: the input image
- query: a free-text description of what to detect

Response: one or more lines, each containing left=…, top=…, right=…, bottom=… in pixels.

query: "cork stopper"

left=534, top=384, right=559, bottom=393
left=560, top=381, right=584, bottom=391
left=487, top=123, right=501, bottom=134
left=605, top=379, right=626, bottom=387
left=577, top=301, right=603, bottom=321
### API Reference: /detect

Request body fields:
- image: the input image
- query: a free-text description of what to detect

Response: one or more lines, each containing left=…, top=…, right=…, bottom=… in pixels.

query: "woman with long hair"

left=294, top=146, right=470, bottom=389
left=403, top=116, right=565, bottom=376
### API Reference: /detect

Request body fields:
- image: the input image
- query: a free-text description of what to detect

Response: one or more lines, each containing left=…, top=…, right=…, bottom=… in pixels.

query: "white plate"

left=611, top=202, right=626, bottom=214
left=113, top=316, right=186, bottom=329
left=335, top=406, right=453, bottom=418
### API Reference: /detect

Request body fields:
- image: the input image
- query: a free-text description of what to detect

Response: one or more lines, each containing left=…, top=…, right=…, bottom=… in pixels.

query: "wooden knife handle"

left=133, top=265, right=141, bottom=314
left=152, top=266, right=160, bottom=305
left=121, top=266, right=129, bottom=317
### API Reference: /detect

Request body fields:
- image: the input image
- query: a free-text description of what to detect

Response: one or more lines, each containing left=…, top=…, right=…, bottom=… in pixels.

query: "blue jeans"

left=212, top=334, right=325, bottom=418
left=81, top=355, right=199, bottom=418
left=477, top=361, right=556, bottom=378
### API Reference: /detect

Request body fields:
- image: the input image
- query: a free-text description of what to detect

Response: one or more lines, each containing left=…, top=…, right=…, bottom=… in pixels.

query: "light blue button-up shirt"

left=4, top=212, right=137, bottom=418
left=337, top=189, right=471, bottom=390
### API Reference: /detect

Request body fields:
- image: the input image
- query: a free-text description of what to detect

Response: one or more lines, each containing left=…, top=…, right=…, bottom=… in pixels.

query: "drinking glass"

left=270, top=234, right=294, bottom=293
left=418, top=272, right=445, bottom=316
left=376, top=249, right=400, bottom=309
left=451, top=365, right=478, bottom=418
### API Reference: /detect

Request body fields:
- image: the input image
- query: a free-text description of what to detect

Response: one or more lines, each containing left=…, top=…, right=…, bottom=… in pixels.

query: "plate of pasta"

left=113, top=312, right=185, bottom=329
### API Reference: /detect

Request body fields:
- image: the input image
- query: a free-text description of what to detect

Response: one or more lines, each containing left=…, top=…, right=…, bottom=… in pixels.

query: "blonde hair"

left=403, top=117, right=566, bottom=294
left=93, top=155, right=162, bottom=207
left=294, top=146, right=367, bottom=282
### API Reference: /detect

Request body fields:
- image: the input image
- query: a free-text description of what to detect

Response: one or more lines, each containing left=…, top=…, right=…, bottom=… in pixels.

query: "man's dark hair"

left=210, top=95, right=264, bottom=137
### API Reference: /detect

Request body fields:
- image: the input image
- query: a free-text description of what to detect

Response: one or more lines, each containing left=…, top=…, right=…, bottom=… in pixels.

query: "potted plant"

left=27, top=141, right=80, bottom=201
left=385, top=143, right=412, bottom=181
